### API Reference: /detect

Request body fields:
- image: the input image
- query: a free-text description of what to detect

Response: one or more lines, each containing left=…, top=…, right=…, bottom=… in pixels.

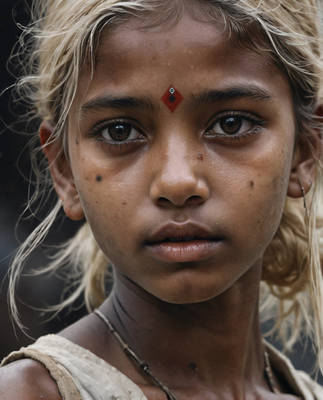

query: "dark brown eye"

left=107, top=122, right=132, bottom=141
left=205, top=113, right=264, bottom=141
left=219, top=116, right=242, bottom=135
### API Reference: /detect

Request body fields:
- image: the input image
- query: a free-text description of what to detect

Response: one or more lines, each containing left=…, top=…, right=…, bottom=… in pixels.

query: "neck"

left=100, top=263, right=267, bottom=396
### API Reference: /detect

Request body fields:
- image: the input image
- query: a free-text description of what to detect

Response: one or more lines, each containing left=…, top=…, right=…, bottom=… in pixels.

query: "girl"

left=1, top=0, right=322, bottom=399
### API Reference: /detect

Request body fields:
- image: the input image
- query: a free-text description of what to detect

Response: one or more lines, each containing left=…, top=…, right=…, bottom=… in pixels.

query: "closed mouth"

left=144, top=223, right=224, bottom=263
left=147, top=236, right=222, bottom=244
left=144, top=222, right=224, bottom=246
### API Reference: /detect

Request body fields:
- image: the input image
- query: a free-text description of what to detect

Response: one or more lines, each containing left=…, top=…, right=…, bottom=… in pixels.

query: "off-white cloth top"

left=2, top=334, right=323, bottom=399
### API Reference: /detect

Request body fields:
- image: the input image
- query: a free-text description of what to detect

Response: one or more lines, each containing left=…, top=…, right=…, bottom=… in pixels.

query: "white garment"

left=2, top=334, right=323, bottom=400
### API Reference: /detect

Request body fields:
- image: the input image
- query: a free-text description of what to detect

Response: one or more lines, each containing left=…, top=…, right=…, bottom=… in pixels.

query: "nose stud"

left=161, top=85, right=183, bottom=112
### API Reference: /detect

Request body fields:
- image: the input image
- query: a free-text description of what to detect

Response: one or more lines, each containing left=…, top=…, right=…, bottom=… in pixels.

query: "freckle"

left=197, top=153, right=204, bottom=161
left=188, top=362, right=197, bottom=372
left=122, top=201, right=127, bottom=206
left=249, top=180, right=254, bottom=188
left=96, top=175, right=103, bottom=182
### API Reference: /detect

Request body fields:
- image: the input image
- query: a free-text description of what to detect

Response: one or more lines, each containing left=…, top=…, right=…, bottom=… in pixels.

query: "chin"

left=152, top=278, right=227, bottom=305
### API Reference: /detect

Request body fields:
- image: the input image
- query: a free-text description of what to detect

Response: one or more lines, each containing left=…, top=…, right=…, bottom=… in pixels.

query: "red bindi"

left=161, top=85, right=183, bottom=112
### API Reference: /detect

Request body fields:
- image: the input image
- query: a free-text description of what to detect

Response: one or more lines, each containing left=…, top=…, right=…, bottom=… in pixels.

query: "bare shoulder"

left=0, top=359, right=61, bottom=400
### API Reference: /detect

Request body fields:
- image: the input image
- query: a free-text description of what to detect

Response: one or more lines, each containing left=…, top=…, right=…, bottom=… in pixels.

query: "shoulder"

left=295, top=370, right=323, bottom=400
left=265, top=342, right=323, bottom=399
left=0, top=359, right=61, bottom=400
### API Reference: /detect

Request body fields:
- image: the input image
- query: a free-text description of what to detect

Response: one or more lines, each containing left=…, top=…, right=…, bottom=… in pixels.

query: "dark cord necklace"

left=94, top=309, right=279, bottom=399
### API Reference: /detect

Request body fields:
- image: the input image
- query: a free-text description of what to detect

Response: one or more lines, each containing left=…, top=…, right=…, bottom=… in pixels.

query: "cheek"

left=253, top=175, right=286, bottom=230
left=71, top=158, right=143, bottom=259
left=231, top=149, right=292, bottom=255
left=81, top=194, right=133, bottom=263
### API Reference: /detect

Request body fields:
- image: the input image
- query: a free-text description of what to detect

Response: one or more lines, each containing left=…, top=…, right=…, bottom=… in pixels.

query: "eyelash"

left=204, top=111, right=265, bottom=142
left=89, top=111, right=265, bottom=152
left=90, top=118, right=145, bottom=150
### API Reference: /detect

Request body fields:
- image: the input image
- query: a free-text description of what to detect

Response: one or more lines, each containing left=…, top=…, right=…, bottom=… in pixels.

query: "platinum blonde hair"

left=9, top=0, right=323, bottom=369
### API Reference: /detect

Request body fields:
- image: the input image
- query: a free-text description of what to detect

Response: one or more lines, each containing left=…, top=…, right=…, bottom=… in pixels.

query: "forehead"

left=75, top=12, right=291, bottom=109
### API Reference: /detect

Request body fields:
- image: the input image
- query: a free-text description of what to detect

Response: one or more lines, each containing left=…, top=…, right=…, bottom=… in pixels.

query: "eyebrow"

left=192, top=86, right=272, bottom=105
left=80, top=95, right=154, bottom=115
left=80, top=85, right=272, bottom=115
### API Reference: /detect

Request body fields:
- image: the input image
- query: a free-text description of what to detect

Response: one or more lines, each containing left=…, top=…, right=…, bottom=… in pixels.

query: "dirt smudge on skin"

left=271, top=175, right=281, bottom=189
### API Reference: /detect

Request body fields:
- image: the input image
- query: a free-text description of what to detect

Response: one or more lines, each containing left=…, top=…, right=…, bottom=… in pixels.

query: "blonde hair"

left=9, top=0, right=323, bottom=369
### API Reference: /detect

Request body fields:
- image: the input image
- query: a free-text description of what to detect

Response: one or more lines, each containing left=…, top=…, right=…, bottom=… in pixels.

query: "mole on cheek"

left=188, top=362, right=198, bottom=372
left=249, top=180, right=255, bottom=189
left=96, top=175, right=103, bottom=182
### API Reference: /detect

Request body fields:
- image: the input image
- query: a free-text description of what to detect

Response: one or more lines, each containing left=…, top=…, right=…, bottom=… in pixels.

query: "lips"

left=144, top=222, right=224, bottom=263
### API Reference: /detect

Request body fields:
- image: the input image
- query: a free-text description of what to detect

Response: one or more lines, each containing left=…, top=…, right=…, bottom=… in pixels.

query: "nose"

left=149, top=142, right=210, bottom=208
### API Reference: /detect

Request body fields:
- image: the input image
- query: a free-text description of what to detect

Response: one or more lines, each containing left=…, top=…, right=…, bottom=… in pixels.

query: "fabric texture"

left=2, top=334, right=323, bottom=400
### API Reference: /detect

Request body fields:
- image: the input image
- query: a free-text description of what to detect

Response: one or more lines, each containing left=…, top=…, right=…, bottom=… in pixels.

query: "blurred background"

left=0, top=0, right=85, bottom=360
left=0, top=0, right=322, bottom=384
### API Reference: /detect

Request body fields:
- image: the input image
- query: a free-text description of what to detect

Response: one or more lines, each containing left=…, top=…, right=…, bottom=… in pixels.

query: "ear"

left=39, top=120, right=84, bottom=221
left=287, top=106, right=322, bottom=198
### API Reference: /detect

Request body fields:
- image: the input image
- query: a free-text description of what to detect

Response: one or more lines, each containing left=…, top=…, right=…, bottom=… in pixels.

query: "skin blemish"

left=122, top=201, right=127, bottom=206
left=96, top=175, right=103, bottom=182
left=249, top=180, right=255, bottom=189
left=75, top=137, right=79, bottom=145
left=197, top=153, right=204, bottom=161
left=188, top=362, right=198, bottom=372
left=271, top=176, right=280, bottom=189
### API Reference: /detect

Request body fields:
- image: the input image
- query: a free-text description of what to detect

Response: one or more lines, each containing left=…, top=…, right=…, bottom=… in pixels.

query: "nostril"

left=157, top=197, right=172, bottom=208
left=157, top=195, right=204, bottom=208
left=186, top=195, right=204, bottom=206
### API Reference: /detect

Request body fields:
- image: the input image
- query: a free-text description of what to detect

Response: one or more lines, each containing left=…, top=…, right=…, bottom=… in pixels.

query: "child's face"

left=65, top=13, right=296, bottom=303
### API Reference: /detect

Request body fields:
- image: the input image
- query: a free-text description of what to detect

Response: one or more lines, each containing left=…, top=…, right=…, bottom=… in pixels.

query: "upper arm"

left=0, top=359, right=62, bottom=400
